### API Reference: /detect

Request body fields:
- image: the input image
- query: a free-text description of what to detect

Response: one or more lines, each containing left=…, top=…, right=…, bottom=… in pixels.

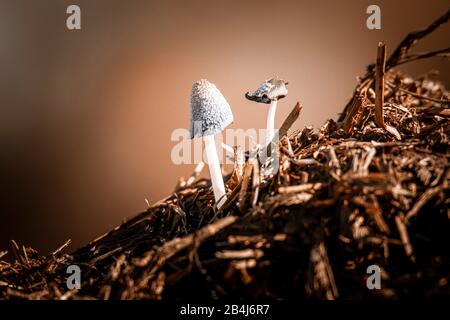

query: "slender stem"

left=266, top=100, right=278, bottom=146
left=203, top=135, right=227, bottom=208
left=375, top=42, right=386, bottom=128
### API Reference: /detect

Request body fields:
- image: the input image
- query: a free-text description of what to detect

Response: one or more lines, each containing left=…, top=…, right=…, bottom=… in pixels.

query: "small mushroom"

left=245, top=77, right=288, bottom=146
left=189, top=79, right=234, bottom=208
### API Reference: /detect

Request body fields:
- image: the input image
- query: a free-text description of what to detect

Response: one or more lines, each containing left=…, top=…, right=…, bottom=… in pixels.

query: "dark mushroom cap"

left=245, top=77, right=289, bottom=104
left=189, top=79, right=234, bottom=139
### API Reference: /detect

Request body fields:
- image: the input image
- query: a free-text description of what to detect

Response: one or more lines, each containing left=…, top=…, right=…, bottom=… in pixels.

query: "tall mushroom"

left=245, top=77, right=288, bottom=146
left=189, top=79, right=234, bottom=208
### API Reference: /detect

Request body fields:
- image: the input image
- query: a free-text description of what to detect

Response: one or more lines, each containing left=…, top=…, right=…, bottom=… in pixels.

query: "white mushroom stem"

left=266, top=100, right=278, bottom=146
left=203, top=135, right=227, bottom=208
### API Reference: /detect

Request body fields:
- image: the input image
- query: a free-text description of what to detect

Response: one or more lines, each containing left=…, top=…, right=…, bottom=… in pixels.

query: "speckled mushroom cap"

left=189, top=79, right=234, bottom=139
left=245, top=77, right=289, bottom=104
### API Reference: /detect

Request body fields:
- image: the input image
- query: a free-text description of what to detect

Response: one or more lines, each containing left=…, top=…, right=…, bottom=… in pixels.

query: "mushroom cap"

left=245, top=77, right=289, bottom=104
left=189, top=79, right=234, bottom=139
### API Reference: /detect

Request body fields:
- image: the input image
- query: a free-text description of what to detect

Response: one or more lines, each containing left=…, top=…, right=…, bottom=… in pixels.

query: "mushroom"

left=245, top=77, right=288, bottom=146
left=189, top=79, right=234, bottom=208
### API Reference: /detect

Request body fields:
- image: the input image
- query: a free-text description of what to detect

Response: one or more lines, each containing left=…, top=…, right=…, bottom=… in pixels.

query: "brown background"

left=0, top=0, right=449, bottom=254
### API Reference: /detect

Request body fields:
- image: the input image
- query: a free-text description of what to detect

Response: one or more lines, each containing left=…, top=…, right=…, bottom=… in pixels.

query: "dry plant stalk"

left=375, top=42, right=386, bottom=128
left=342, top=94, right=366, bottom=133
left=306, top=242, right=339, bottom=300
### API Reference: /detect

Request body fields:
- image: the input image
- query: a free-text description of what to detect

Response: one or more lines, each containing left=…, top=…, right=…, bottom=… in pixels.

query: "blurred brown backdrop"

left=0, top=0, right=449, bottom=253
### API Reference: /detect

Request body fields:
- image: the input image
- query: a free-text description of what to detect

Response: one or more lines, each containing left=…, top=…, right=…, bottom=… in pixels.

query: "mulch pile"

left=1, top=10, right=449, bottom=300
